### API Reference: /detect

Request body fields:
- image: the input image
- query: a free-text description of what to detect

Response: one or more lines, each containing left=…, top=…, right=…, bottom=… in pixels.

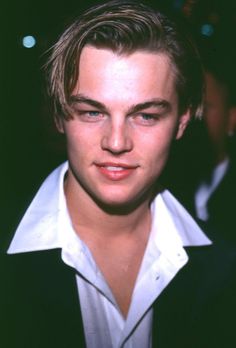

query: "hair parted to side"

left=45, top=0, right=204, bottom=121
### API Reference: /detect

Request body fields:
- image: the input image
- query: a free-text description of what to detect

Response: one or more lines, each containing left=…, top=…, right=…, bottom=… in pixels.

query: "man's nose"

left=101, top=119, right=133, bottom=154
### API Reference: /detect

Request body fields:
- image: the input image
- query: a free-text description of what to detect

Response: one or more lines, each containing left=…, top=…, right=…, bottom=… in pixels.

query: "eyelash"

left=133, top=113, right=160, bottom=125
left=74, top=110, right=104, bottom=121
left=139, top=113, right=158, bottom=120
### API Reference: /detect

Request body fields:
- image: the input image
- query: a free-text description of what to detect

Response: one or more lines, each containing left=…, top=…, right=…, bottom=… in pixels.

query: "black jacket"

left=1, top=240, right=236, bottom=348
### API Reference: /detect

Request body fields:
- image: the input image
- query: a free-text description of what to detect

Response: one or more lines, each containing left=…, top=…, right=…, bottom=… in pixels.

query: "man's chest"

left=81, top=233, right=149, bottom=318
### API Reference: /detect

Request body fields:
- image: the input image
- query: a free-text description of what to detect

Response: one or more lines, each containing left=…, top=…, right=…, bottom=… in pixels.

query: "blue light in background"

left=22, top=35, right=36, bottom=48
left=201, top=24, right=214, bottom=37
left=173, top=0, right=184, bottom=10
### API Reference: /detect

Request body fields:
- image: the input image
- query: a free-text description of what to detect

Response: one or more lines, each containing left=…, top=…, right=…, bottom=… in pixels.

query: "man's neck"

left=64, top=175, right=152, bottom=243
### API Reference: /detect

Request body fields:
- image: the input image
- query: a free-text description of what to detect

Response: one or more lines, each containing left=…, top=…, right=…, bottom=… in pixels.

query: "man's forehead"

left=70, top=46, right=178, bottom=108
left=77, top=45, right=176, bottom=83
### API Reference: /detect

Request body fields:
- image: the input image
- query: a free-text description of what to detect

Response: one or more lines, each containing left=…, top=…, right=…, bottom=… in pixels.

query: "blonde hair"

left=45, top=0, right=204, bottom=121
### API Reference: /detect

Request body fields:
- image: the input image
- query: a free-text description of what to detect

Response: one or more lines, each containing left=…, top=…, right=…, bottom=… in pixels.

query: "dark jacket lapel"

left=152, top=243, right=236, bottom=348
left=1, top=249, right=86, bottom=348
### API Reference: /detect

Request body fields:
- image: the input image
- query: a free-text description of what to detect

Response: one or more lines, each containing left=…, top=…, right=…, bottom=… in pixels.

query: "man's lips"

left=96, top=162, right=138, bottom=170
left=95, top=162, right=138, bottom=180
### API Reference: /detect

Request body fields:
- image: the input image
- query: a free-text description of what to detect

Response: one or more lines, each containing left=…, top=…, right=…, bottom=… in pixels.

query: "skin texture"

left=58, top=46, right=190, bottom=213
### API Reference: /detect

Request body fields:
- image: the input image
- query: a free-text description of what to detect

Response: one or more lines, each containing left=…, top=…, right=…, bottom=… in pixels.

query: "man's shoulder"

left=153, top=240, right=236, bottom=347
left=0, top=249, right=86, bottom=348
left=186, top=239, right=236, bottom=285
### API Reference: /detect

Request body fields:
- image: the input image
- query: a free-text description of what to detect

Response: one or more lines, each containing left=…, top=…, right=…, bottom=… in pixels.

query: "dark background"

left=1, top=0, right=236, bottom=242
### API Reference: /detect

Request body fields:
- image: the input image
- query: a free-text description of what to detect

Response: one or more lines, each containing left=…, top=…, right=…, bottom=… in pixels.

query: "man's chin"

left=96, top=200, right=141, bottom=216
left=91, top=191, right=153, bottom=216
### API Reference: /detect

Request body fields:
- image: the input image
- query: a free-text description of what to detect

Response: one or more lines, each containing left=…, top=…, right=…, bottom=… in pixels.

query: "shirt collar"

left=8, top=161, right=211, bottom=255
left=7, top=162, right=69, bottom=254
left=154, top=190, right=211, bottom=247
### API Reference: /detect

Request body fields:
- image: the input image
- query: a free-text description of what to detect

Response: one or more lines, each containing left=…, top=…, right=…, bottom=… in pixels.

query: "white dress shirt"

left=195, top=157, right=229, bottom=221
left=8, top=162, right=211, bottom=348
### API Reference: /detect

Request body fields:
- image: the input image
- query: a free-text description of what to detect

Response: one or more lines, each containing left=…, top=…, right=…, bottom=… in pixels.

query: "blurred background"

left=1, top=0, right=236, bottom=244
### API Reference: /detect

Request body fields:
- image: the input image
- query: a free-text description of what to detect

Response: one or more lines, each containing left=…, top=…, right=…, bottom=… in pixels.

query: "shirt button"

left=177, top=252, right=186, bottom=262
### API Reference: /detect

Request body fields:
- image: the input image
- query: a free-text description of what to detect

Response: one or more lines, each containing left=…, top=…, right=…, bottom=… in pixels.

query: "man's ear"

left=54, top=117, right=65, bottom=134
left=175, top=110, right=191, bottom=140
left=228, top=106, right=236, bottom=136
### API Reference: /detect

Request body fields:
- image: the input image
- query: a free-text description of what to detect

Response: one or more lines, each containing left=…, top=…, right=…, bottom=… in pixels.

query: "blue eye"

left=74, top=109, right=105, bottom=123
left=132, top=113, right=160, bottom=126
left=140, top=113, right=155, bottom=120
left=88, top=111, right=100, bottom=117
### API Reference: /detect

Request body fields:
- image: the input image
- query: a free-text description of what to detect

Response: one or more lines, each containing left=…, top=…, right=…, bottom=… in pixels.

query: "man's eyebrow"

left=69, top=94, right=171, bottom=114
left=69, top=95, right=107, bottom=111
left=127, top=100, right=171, bottom=114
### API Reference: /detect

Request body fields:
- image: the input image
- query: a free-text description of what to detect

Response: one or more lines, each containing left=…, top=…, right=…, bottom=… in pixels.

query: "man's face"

left=58, top=46, right=189, bottom=208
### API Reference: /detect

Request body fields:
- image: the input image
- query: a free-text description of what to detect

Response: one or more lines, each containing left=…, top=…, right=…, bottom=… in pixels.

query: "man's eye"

left=74, top=109, right=104, bottom=122
left=133, top=113, right=160, bottom=125
left=141, top=113, right=155, bottom=120
left=87, top=111, right=101, bottom=117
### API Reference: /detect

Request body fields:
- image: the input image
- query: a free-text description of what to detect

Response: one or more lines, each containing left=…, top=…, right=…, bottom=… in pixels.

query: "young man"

left=2, top=1, right=236, bottom=347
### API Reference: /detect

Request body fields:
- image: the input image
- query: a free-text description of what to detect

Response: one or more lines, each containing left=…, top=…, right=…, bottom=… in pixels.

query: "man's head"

left=44, top=1, right=204, bottom=209
left=46, top=0, right=204, bottom=122
left=203, top=62, right=236, bottom=162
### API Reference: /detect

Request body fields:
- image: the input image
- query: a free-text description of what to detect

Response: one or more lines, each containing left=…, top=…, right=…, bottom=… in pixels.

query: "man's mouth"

left=95, top=162, right=138, bottom=180
left=105, top=166, right=128, bottom=171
